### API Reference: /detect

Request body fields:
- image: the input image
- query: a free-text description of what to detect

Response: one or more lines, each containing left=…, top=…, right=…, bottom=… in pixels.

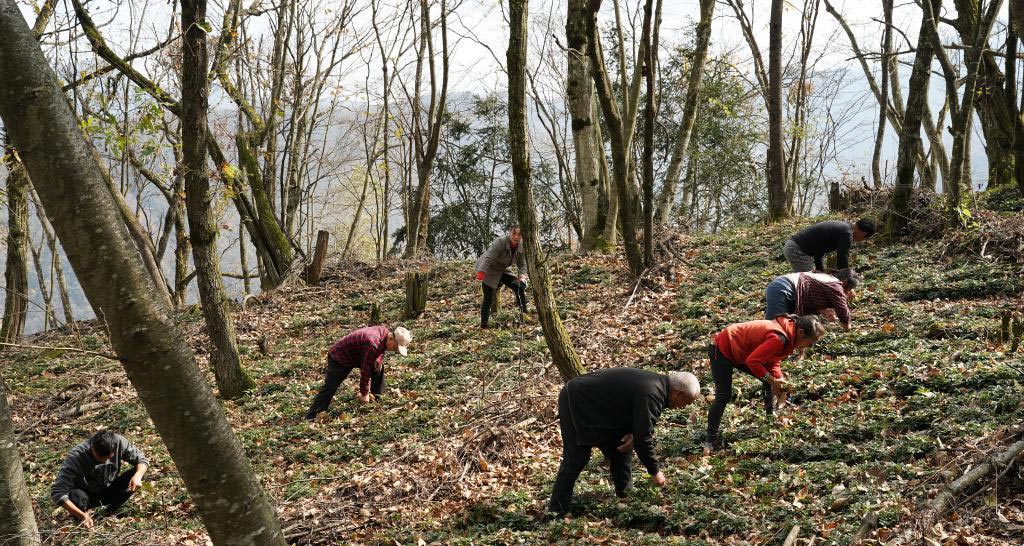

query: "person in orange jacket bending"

left=704, top=315, right=826, bottom=452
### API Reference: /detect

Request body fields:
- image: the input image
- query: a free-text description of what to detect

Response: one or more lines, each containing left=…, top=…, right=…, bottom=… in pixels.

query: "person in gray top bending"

left=474, top=226, right=529, bottom=328
left=783, top=218, right=875, bottom=272
left=51, top=430, right=150, bottom=528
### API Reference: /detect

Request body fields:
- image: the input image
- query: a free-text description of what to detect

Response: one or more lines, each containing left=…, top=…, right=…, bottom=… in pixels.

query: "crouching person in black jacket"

left=546, top=368, right=700, bottom=517
left=51, top=430, right=149, bottom=528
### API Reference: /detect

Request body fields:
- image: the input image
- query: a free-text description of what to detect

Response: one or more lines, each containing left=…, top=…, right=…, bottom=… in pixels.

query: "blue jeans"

left=765, top=276, right=796, bottom=319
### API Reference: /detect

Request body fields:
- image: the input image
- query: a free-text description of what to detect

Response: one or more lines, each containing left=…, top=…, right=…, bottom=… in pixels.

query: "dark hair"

left=90, top=430, right=118, bottom=457
left=855, top=218, right=876, bottom=237
left=510, top=225, right=521, bottom=233
left=834, top=268, right=861, bottom=290
left=791, top=315, right=825, bottom=340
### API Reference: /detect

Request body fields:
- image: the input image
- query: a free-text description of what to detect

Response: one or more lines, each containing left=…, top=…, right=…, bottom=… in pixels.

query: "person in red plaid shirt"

left=305, top=325, right=412, bottom=420
left=764, top=269, right=860, bottom=330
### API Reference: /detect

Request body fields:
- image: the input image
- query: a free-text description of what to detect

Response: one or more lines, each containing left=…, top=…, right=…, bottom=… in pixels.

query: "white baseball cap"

left=393, top=327, right=412, bottom=356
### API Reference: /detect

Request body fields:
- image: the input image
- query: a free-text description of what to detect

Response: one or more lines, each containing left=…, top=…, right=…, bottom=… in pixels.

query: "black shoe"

left=703, top=434, right=725, bottom=454
left=540, top=510, right=566, bottom=522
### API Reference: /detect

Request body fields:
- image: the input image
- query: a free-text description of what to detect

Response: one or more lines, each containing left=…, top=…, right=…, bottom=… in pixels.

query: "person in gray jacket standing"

left=51, top=430, right=149, bottom=528
left=475, top=226, right=529, bottom=328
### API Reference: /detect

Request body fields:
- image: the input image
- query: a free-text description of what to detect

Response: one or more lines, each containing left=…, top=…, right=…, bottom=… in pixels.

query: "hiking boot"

left=703, top=434, right=725, bottom=454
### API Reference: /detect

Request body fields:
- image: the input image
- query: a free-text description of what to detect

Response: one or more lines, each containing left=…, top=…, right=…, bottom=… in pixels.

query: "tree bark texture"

left=182, top=0, right=253, bottom=399
left=508, top=0, right=586, bottom=381
left=1, top=153, right=29, bottom=344
left=1009, top=0, right=1024, bottom=191
left=0, top=373, right=39, bottom=546
left=872, top=0, right=893, bottom=188
left=655, top=0, right=713, bottom=225
left=586, top=1, right=644, bottom=276
left=889, top=0, right=940, bottom=236
left=404, top=271, right=428, bottom=319
left=404, top=0, right=449, bottom=258
left=0, top=3, right=285, bottom=544
left=305, top=230, right=330, bottom=285
left=640, top=0, right=661, bottom=266
left=766, top=0, right=787, bottom=221
left=567, top=0, right=607, bottom=253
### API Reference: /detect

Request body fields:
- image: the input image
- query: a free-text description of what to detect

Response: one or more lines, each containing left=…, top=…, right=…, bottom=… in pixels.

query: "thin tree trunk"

left=656, top=0, right=713, bottom=225
left=889, top=0, right=941, bottom=236
left=28, top=239, right=56, bottom=330
left=1009, top=0, right=1024, bottom=192
left=766, top=0, right=787, bottom=221
left=0, top=3, right=285, bottom=543
left=239, top=222, right=251, bottom=295
left=1, top=154, right=29, bottom=343
left=587, top=1, right=643, bottom=276
left=640, top=0, right=662, bottom=265
left=182, top=0, right=253, bottom=399
left=404, top=0, right=449, bottom=258
left=0, top=373, right=39, bottom=546
left=872, top=0, right=893, bottom=188
left=508, top=0, right=585, bottom=381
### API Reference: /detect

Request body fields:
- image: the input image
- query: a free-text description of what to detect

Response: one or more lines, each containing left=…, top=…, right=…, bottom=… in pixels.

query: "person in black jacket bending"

left=546, top=368, right=700, bottom=517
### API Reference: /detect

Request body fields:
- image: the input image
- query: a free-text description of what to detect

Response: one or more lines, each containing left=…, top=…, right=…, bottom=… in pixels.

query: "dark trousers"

left=547, top=388, right=632, bottom=515
left=305, top=357, right=385, bottom=420
left=480, top=273, right=528, bottom=327
left=68, top=467, right=136, bottom=514
left=706, top=345, right=775, bottom=442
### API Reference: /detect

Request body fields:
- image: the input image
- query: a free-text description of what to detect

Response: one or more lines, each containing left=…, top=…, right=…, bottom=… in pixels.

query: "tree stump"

left=369, top=301, right=382, bottom=325
left=404, top=271, right=428, bottom=319
left=304, top=230, right=330, bottom=285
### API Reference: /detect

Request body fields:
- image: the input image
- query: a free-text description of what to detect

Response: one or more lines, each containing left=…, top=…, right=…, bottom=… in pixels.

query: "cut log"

left=304, top=230, right=330, bottom=285
left=923, top=438, right=1024, bottom=529
left=404, top=271, right=428, bottom=319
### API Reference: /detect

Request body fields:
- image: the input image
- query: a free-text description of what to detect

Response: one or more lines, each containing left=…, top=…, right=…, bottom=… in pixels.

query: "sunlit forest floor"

left=6, top=200, right=1024, bottom=545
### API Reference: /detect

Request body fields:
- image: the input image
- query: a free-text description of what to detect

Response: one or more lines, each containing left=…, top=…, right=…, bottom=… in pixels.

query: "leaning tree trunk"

left=1, top=153, right=29, bottom=344
left=766, top=0, right=787, bottom=222
left=0, top=4, right=285, bottom=544
left=182, top=0, right=253, bottom=399
left=586, top=0, right=644, bottom=277
left=567, top=0, right=607, bottom=253
left=889, top=0, right=941, bottom=236
left=0, top=373, right=39, bottom=546
left=655, top=0, right=714, bottom=225
left=508, top=0, right=585, bottom=381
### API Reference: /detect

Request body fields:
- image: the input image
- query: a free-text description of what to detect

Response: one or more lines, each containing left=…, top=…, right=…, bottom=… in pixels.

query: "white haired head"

left=668, top=371, right=700, bottom=408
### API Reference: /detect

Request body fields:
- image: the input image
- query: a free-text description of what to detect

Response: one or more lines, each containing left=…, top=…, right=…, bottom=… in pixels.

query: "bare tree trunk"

left=404, top=0, right=449, bottom=258
left=508, top=0, right=585, bottom=381
left=0, top=4, right=286, bottom=544
left=0, top=373, right=39, bottom=546
left=28, top=239, right=56, bottom=330
left=1009, top=0, right=1024, bottom=192
left=889, top=0, right=941, bottom=236
left=567, top=0, right=606, bottom=252
left=655, top=0, right=713, bottom=225
left=182, top=0, right=252, bottom=399
left=596, top=97, right=617, bottom=246
left=1, top=153, right=29, bottom=343
left=872, top=0, right=893, bottom=188
left=586, top=1, right=643, bottom=276
left=766, top=0, right=787, bottom=221
left=640, top=0, right=662, bottom=265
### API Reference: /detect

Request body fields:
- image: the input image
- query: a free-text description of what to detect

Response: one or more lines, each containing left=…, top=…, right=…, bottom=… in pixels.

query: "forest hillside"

left=5, top=198, right=1024, bottom=545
